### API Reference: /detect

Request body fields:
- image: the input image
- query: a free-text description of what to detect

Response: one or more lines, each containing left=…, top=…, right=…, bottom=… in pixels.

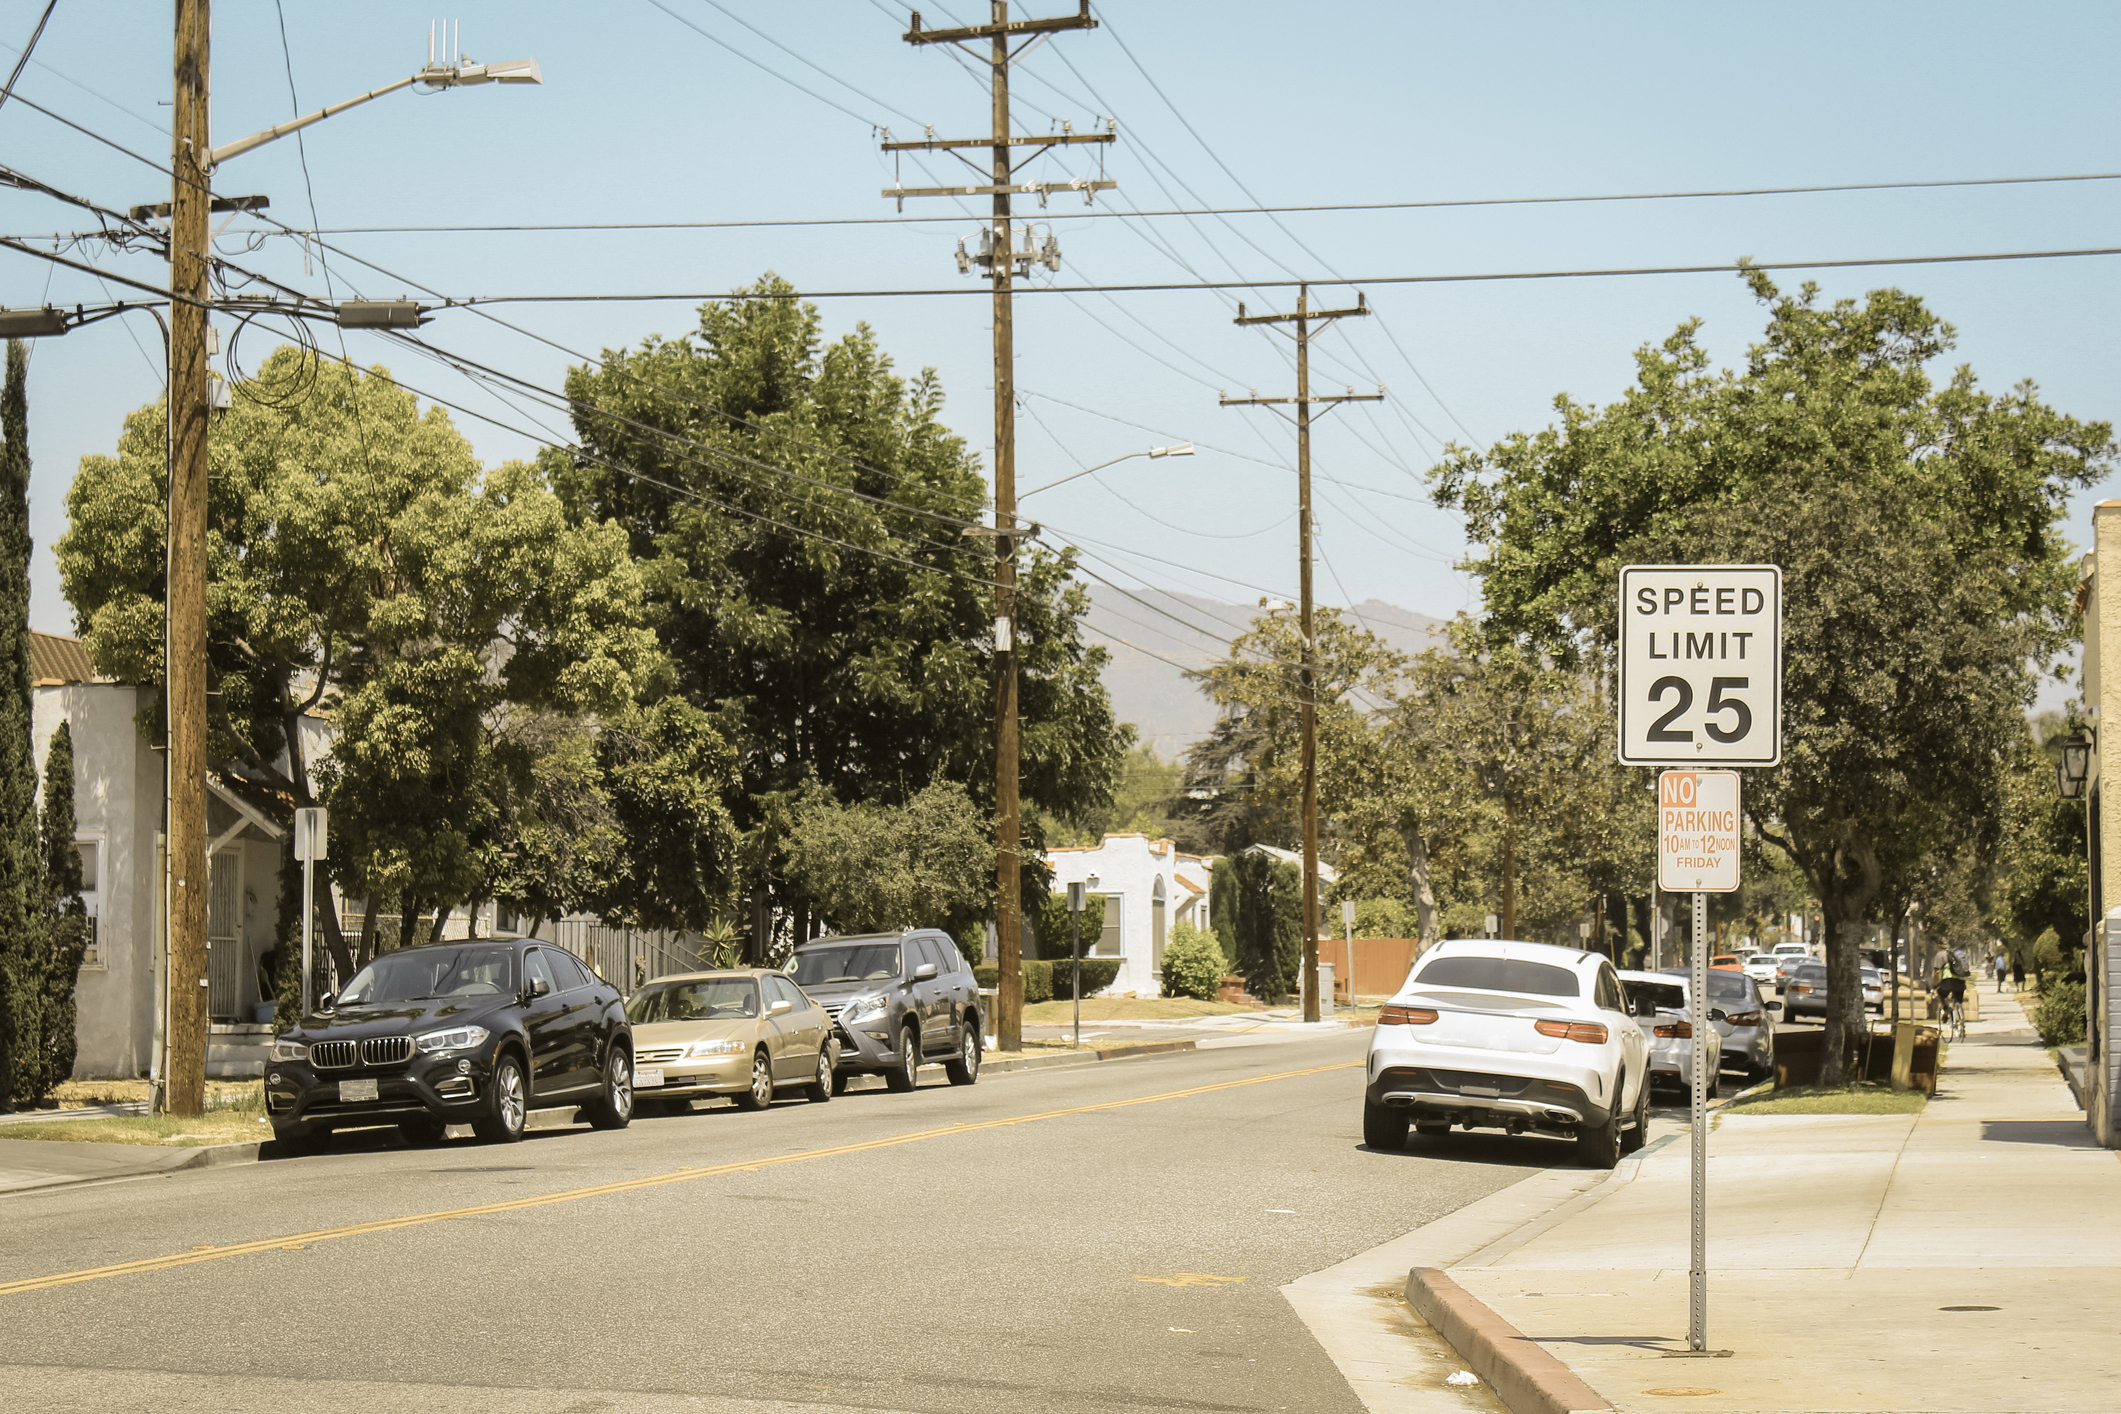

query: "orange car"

left=1709, top=954, right=1745, bottom=971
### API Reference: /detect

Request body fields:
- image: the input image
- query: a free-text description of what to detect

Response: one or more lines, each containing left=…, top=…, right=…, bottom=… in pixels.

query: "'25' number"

left=1647, top=676, right=1751, bottom=744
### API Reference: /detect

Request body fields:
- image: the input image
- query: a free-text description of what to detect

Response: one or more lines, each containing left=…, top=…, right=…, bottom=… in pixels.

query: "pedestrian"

left=2012, top=955, right=2026, bottom=992
left=1995, top=953, right=2007, bottom=994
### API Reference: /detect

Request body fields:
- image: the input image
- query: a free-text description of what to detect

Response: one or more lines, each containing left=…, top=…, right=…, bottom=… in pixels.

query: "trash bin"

left=1318, top=964, right=1335, bottom=1015
left=978, top=988, right=999, bottom=1048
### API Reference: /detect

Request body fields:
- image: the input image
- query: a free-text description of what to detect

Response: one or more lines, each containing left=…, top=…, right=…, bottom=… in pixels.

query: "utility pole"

left=166, top=0, right=211, bottom=1119
left=1222, top=285, right=1380, bottom=1023
left=892, top=2, right=1109, bottom=1051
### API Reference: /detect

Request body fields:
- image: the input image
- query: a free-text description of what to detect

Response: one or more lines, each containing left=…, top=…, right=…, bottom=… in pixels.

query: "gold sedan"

left=625, top=969, right=837, bottom=1110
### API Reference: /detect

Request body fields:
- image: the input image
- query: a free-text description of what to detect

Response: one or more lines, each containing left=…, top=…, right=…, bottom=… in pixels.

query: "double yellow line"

left=1, top=1058, right=1360, bottom=1298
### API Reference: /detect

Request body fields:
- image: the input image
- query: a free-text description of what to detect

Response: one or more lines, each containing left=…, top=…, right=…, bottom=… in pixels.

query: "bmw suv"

left=787, top=931, right=982, bottom=1093
left=266, top=938, right=634, bottom=1149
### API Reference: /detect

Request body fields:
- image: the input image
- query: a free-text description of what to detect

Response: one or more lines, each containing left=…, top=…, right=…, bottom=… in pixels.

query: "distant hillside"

left=1083, top=587, right=1446, bottom=759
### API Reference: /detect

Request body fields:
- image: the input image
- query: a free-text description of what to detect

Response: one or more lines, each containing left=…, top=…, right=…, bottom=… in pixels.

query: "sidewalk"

left=1440, top=1016, right=2121, bottom=1411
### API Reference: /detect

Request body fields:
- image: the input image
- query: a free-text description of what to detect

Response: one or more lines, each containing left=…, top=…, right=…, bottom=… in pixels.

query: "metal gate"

left=205, top=850, right=242, bottom=1021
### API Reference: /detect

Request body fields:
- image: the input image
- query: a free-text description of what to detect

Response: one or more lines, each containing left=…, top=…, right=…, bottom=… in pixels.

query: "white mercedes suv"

left=1363, top=938, right=1651, bottom=1167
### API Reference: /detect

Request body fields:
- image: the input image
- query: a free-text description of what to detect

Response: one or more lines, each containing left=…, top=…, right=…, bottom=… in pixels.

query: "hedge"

left=1160, top=922, right=1226, bottom=1000
left=2034, top=979, right=2087, bottom=1047
left=974, top=960, right=1054, bottom=1003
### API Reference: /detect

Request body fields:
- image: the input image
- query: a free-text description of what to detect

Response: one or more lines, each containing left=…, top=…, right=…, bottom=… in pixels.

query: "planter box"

left=1773, top=1025, right=1936, bottom=1095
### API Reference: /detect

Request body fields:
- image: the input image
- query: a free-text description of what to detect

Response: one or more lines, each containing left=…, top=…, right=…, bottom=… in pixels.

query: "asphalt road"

left=0, top=1030, right=1562, bottom=1414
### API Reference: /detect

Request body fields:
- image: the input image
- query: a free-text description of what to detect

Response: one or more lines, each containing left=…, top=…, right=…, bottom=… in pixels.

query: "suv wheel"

left=806, top=1047, right=834, bottom=1103
left=587, top=1047, right=634, bottom=1130
left=1579, top=1093, right=1624, bottom=1169
left=946, top=1025, right=981, bottom=1086
left=736, top=1048, right=774, bottom=1110
left=1620, top=1072, right=1648, bottom=1155
left=1362, top=1099, right=1408, bottom=1151
left=885, top=1025, right=920, bottom=1092
left=473, top=1053, right=528, bottom=1144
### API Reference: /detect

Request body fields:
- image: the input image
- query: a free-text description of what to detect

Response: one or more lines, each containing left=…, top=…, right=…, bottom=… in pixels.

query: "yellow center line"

left=1, top=1059, right=1360, bottom=1298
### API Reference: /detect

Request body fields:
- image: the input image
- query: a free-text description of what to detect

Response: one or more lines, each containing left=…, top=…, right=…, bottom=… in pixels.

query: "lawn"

left=1022, top=997, right=1260, bottom=1023
left=1721, top=1084, right=1927, bottom=1116
left=36, top=1076, right=260, bottom=1110
left=0, top=1111, right=273, bottom=1146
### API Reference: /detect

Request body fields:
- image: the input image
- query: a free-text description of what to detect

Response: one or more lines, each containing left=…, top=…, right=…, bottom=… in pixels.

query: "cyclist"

left=1933, top=947, right=1970, bottom=1041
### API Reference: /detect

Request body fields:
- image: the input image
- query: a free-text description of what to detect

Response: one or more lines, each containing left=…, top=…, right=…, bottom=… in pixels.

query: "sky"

left=2, top=1, right=2117, bottom=715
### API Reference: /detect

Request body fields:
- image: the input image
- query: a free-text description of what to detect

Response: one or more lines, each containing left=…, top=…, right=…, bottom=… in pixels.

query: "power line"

left=641, top=0, right=903, bottom=128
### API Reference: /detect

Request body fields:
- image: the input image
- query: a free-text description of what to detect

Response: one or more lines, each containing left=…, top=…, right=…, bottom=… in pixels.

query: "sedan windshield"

left=338, top=945, right=517, bottom=1006
left=627, top=977, right=759, bottom=1024
left=789, top=943, right=901, bottom=986
left=1413, top=955, right=1579, bottom=997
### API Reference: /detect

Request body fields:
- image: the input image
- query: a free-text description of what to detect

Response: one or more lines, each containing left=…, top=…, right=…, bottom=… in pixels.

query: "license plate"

left=1461, top=1085, right=1501, bottom=1098
left=636, top=1068, right=664, bottom=1088
left=338, top=1078, right=378, bottom=1103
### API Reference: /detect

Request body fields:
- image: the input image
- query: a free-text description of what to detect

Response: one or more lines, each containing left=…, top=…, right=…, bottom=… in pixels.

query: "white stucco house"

left=1040, top=834, right=1220, bottom=996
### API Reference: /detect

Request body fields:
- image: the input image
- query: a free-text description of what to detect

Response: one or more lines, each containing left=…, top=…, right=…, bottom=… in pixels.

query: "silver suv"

left=786, top=931, right=983, bottom=1093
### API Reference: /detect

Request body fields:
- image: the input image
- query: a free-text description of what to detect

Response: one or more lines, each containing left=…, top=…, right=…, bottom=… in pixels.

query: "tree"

left=59, top=352, right=682, bottom=978
left=784, top=779, right=994, bottom=937
left=34, top=721, right=87, bottom=1095
left=0, top=339, right=40, bottom=1106
left=1225, top=848, right=1302, bottom=1000
left=1997, top=715, right=2089, bottom=956
left=1433, top=272, right=2114, bottom=1081
left=546, top=277, right=1124, bottom=945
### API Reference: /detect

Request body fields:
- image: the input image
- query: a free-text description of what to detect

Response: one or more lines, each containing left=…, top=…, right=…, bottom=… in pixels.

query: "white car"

left=1740, top=953, right=1781, bottom=986
left=1617, top=969, right=1706, bottom=1097
left=1364, top=939, right=1651, bottom=1168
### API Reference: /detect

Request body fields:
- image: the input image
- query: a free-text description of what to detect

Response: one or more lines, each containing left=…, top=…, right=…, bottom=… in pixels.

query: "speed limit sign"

left=1618, top=565, right=1781, bottom=766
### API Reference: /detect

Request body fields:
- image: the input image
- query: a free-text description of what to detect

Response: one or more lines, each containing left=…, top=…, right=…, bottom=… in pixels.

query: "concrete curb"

left=1404, top=1266, right=1612, bottom=1414
left=0, top=1137, right=263, bottom=1195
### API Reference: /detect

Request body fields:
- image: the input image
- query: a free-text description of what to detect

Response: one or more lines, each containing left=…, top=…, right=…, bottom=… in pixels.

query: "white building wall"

left=1042, top=835, right=1219, bottom=997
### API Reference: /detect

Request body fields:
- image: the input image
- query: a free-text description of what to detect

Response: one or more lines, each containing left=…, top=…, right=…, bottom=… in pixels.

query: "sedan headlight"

left=686, top=1038, right=747, bottom=1059
left=841, top=994, right=887, bottom=1025
left=416, top=1025, right=490, bottom=1055
left=269, top=1038, right=308, bottom=1062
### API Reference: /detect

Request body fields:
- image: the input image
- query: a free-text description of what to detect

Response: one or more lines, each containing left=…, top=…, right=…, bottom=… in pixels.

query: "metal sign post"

left=1067, top=881, right=1086, bottom=1050
left=294, top=808, right=327, bottom=1016
left=1623, top=563, right=1780, bottom=1359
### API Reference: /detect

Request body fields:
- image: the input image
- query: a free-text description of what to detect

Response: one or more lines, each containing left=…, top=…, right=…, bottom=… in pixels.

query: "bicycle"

left=1936, top=976, right=1968, bottom=1042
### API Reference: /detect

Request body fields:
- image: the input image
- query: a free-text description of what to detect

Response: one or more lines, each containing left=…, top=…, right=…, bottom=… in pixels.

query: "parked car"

left=787, top=930, right=983, bottom=1093
left=1861, top=966, right=1885, bottom=1014
left=1783, top=961, right=1829, bottom=1020
left=1363, top=939, right=1651, bottom=1168
left=1617, top=969, right=1703, bottom=1097
left=628, top=969, right=836, bottom=1110
left=1772, top=958, right=1810, bottom=994
left=1657, top=966, right=1777, bottom=1081
left=266, top=938, right=633, bottom=1149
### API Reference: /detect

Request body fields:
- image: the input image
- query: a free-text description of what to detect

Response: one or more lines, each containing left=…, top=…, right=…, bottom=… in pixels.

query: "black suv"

left=267, top=938, right=633, bottom=1149
left=787, top=931, right=982, bottom=1093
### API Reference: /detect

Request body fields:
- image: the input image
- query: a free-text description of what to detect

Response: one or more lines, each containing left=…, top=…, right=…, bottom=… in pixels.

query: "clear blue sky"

left=4, top=1, right=2117, bottom=711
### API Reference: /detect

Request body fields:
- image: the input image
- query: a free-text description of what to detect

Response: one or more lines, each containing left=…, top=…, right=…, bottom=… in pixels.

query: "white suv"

left=1363, top=939, right=1651, bottom=1168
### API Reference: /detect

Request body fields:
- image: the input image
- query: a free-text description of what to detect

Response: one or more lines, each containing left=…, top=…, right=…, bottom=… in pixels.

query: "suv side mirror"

left=769, top=998, right=792, bottom=1016
left=913, top=962, right=939, bottom=982
left=529, top=976, right=550, bottom=998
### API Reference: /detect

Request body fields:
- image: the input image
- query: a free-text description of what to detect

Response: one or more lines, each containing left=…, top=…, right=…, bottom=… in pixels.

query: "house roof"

left=1175, top=875, right=1206, bottom=895
left=30, top=631, right=94, bottom=686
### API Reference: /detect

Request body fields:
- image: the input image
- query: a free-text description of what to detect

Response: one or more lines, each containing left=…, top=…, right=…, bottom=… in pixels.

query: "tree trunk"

left=316, top=869, right=355, bottom=986
left=427, top=905, right=449, bottom=946
left=1815, top=843, right=1881, bottom=1088
left=1502, top=798, right=1517, bottom=938
left=1396, top=817, right=1440, bottom=948
left=355, top=895, right=378, bottom=970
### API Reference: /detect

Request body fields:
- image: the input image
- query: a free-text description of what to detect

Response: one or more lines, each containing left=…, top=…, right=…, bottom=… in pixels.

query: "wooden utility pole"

left=1222, top=285, right=1380, bottom=1023
left=893, top=2, right=1108, bottom=1051
left=165, top=0, right=210, bottom=1118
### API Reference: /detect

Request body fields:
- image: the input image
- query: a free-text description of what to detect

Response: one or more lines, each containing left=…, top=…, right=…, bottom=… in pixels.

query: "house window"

left=1091, top=895, right=1123, bottom=957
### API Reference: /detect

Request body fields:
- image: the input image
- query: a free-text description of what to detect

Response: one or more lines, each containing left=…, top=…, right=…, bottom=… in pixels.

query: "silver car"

left=1656, top=966, right=1776, bottom=1082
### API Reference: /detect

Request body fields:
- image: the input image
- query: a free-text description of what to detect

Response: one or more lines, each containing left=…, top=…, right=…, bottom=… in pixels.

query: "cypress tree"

left=0, top=339, right=38, bottom=1106
left=36, top=720, right=85, bottom=1095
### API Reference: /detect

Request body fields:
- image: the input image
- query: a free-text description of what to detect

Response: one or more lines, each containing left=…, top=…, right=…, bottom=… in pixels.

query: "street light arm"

left=206, top=59, right=541, bottom=168
left=1018, top=442, right=1193, bottom=500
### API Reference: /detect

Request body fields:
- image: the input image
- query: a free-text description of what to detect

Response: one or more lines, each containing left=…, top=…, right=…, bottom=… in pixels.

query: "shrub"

left=973, top=959, right=1054, bottom=1003
left=1052, top=958, right=1121, bottom=999
left=1161, top=921, right=1227, bottom=1000
left=2034, top=978, right=2087, bottom=1047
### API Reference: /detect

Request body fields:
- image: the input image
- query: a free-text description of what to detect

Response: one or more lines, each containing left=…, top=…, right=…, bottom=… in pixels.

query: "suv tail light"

left=1724, top=1011, right=1761, bottom=1027
left=1378, top=1004, right=1439, bottom=1026
left=1534, top=1019, right=1609, bottom=1044
left=1652, top=1021, right=1693, bottom=1038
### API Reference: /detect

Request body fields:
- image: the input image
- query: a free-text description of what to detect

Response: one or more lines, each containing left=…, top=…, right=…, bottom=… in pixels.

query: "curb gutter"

left=1405, top=1265, right=1612, bottom=1414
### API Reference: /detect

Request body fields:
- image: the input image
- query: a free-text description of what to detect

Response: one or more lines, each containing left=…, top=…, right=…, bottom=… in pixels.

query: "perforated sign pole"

left=1690, top=886, right=1708, bottom=1351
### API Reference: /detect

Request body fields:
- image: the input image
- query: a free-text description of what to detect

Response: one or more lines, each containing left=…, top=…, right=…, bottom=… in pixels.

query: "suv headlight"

left=686, top=1038, right=746, bottom=1059
left=416, top=1025, right=490, bottom=1055
left=841, top=994, right=886, bottom=1025
left=269, top=1038, right=308, bottom=1062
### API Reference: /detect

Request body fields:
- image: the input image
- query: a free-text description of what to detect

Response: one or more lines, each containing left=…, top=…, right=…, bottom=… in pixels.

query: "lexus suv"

left=266, top=938, right=634, bottom=1149
left=787, top=931, right=982, bottom=1093
left=1363, top=938, right=1651, bottom=1168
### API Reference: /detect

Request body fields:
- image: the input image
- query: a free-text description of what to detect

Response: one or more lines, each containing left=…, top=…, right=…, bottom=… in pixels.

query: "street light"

left=2059, top=731, right=2092, bottom=799
left=1017, top=443, right=1194, bottom=500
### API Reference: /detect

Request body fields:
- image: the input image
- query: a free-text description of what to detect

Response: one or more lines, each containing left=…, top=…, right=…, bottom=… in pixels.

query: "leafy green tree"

left=1030, top=886, right=1104, bottom=961
left=546, top=277, right=1124, bottom=943
left=1997, top=716, right=2089, bottom=954
left=59, top=353, right=683, bottom=979
left=1433, top=272, right=2114, bottom=1081
left=1226, top=848, right=1302, bottom=1000
left=784, top=778, right=994, bottom=936
left=1160, top=920, right=1227, bottom=1000
left=1047, top=743, right=1177, bottom=846
left=0, top=339, right=40, bottom=1105
left=33, top=722, right=87, bottom=1095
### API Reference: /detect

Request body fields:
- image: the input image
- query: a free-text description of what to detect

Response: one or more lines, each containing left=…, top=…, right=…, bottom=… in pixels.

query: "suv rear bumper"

left=1365, top=1065, right=1611, bottom=1133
